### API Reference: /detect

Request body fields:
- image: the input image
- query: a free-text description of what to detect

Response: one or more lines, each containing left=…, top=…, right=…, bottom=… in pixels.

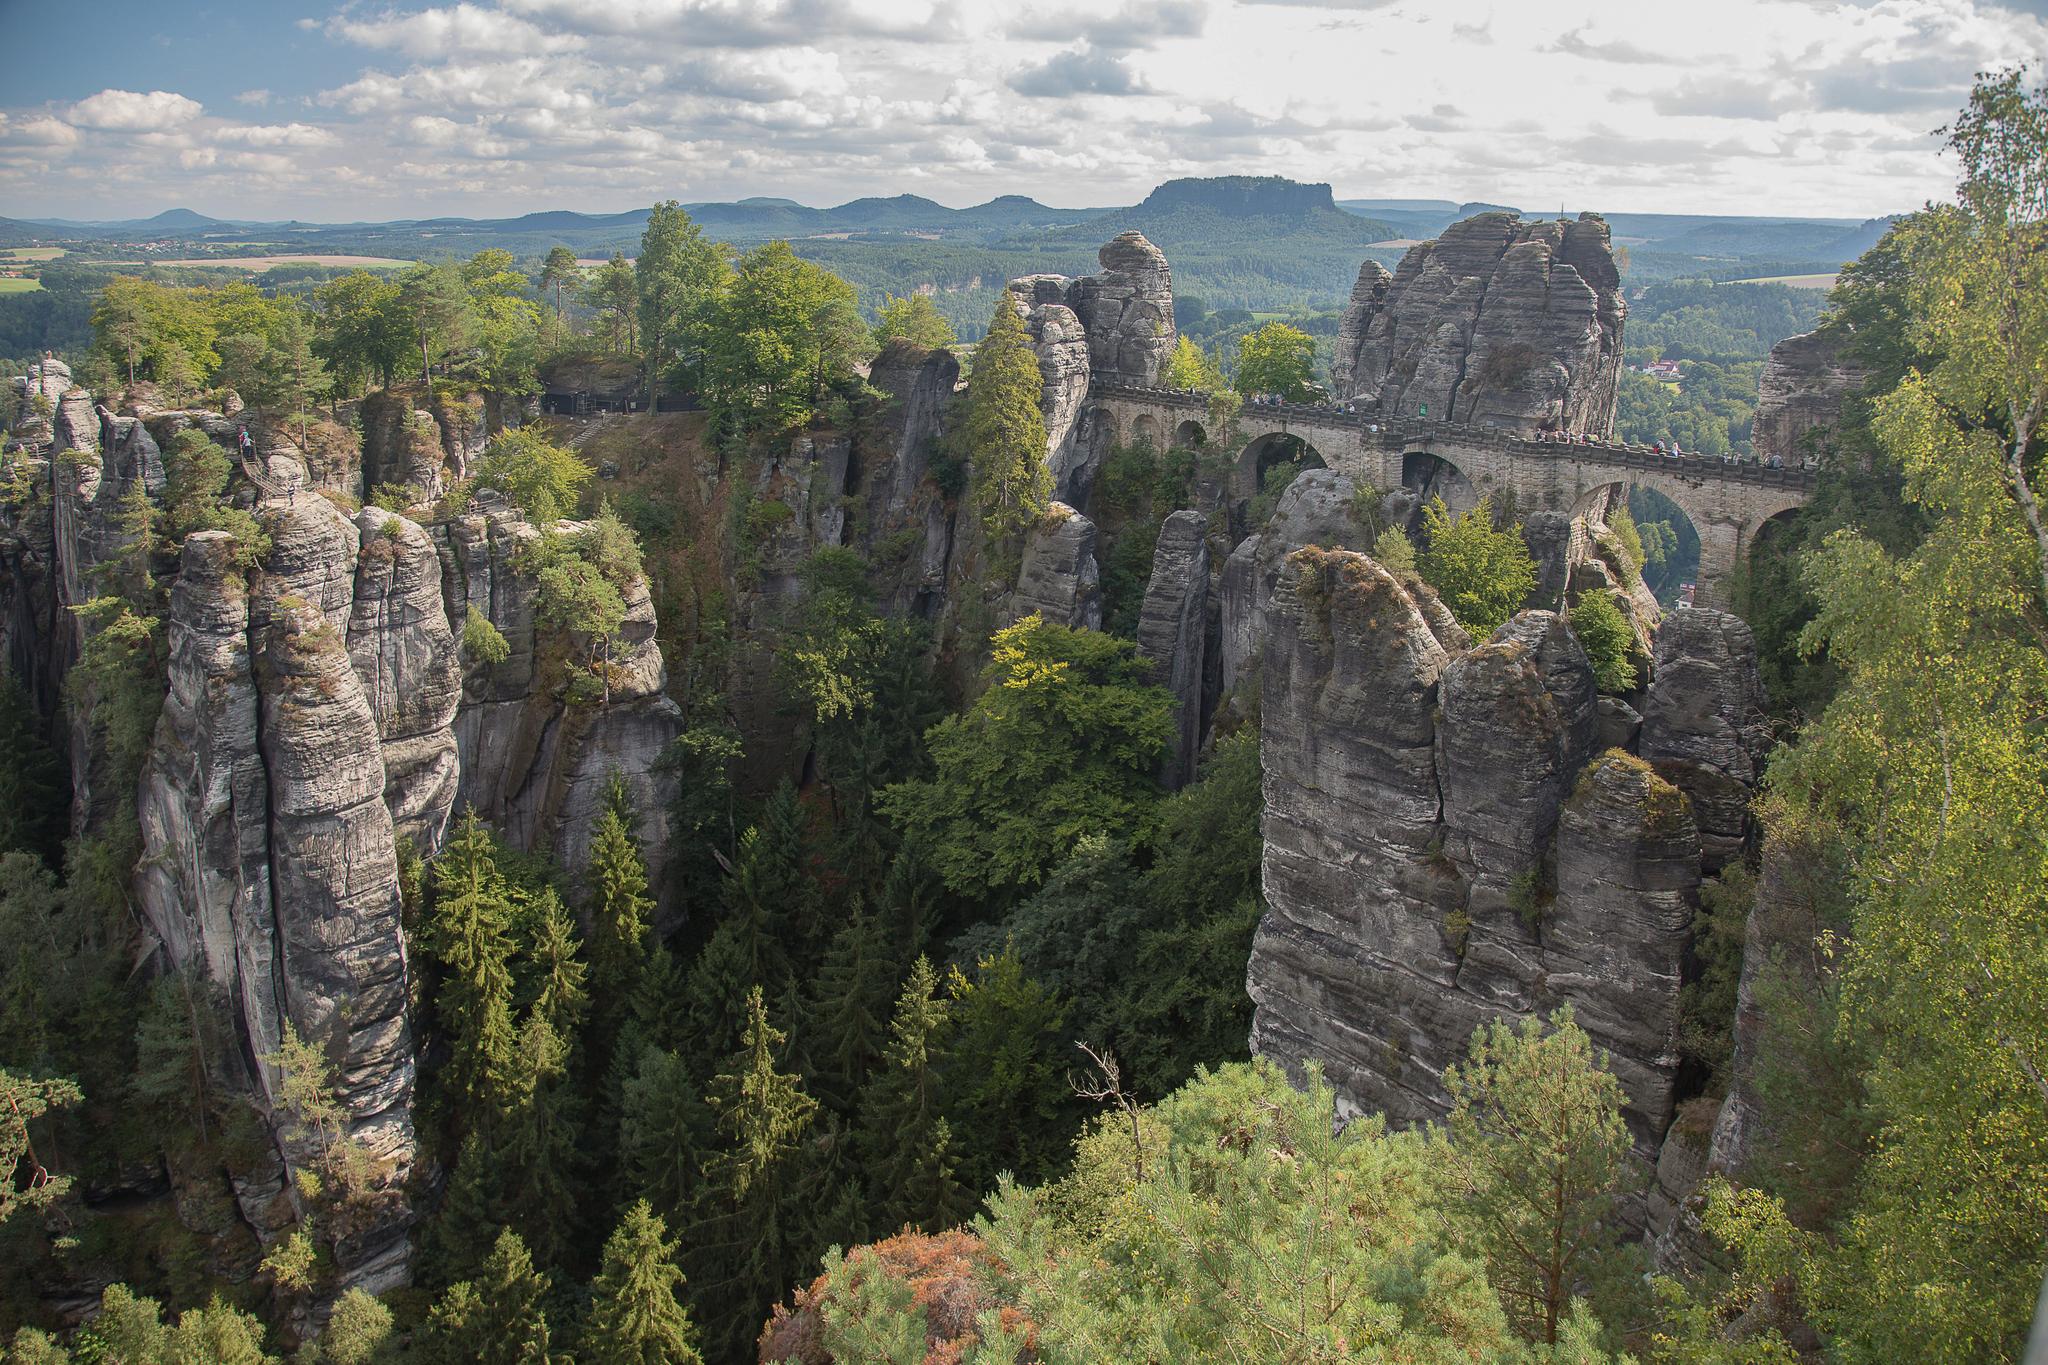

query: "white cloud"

left=70, top=88, right=202, bottom=131
left=331, top=3, right=575, bottom=58
left=215, top=123, right=339, bottom=148
left=9, top=0, right=2047, bottom=220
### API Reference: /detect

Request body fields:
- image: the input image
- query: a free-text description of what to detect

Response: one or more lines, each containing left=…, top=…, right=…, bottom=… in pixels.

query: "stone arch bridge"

left=1090, top=381, right=1814, bottom=609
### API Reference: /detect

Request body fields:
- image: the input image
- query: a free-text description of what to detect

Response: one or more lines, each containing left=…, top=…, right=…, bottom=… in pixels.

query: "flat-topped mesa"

left=1008, top=231, right=1178, bottom=501
left=1753, top=326, right=1870, bottom=465
left=1330, top=211, right=1626, bottom=438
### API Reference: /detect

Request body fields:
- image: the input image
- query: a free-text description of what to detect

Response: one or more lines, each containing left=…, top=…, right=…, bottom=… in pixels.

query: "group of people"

left=1534, top=427, right=1802, bottom=470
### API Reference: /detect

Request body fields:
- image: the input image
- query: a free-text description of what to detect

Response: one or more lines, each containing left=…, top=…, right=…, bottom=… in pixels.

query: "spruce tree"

left=940, top=946, right=1076, bottom=1194
left=855, top=956, right=965, bottom=1233
left=497, top=1011, right=581, bottom=1270
left=585, top=780, right=653, bottom=1064
left=962, top=294, right=1052, bottom=546
left=799, top=902, right=894, bottom=1112
left=424, top=1227, right=552, bottom=1365
left=721, top=780, right=818, bottom=982
left=585, top=1201, right=703, bottom=1365
left=618, top=1047, right=712, bottom=1228
left=431, top=812, right=519, bottom=1125
left=686, top=988, right=818, bottom=1363
left=425, top=1132, right=503, bottom=1285
left=525, top=887, right=588, bottom=1047
left=676, top=920, right=755, bottom=1081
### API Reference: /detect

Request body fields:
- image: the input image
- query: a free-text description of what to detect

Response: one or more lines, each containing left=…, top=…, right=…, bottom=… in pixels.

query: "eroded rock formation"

left=1004, top=502, right=1103, bottom=631
left=1135, top=509, right=1209, bottom=789
left=1246, top=545, right=1742, bottom=1169
left=1010, top=231, right=1177, bottom=501
left=1330, top=211, right=1626, bottom=436
left=5, top=373, right=680, bottom=1294
left=1753, top=326, right=1869, bottom=465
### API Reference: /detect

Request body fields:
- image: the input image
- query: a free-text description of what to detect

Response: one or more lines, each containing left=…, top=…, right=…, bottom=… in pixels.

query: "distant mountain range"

left=0, top=177, right=1899, bottom=334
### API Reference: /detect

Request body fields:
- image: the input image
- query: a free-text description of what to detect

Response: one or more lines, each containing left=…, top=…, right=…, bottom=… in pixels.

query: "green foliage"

left=472, top=427, right=591, bottom=525
left=1568, top=593, right=1639, bottom=694
left=1371, top=524, right=1416, bottom=573
left=873, top=293, right=957, bottom=350
left=428, top=813, right=520, bottom=1124
left=1678, top=866, right=1755, bottom=1095
left=1439, top=1008, right=1634, bottom=1345
left=315, top=1288, right=394, bottom=1365
left=961, top=296, right=1053, bottom=547
left=1158, top=333, right=1226, bottom=391
left=584, top=253, right=639, bottom=356
left=637, top=201, right=729, bottom=393
left=0, top=1068, right=82, bottom=1225
left=578, top=498, right=646, bottom=586
left=880, top=614, right=1173, bottom=901
left=0, top=675, right=65, bottom=865
left=1418, top=495, right=1538, bottom=639
left=1750, top=70, right=2048, bottom=1361
left=941, top=948, right=1077, bottom=1195
left=461, top=606, right=511, bottom=667
left=424, top=1227, right=553, bottom=1365
left=702, top=240, right=870, bottom=434
left=1232, top=321, right=1319, bottom=400
left=856, top=956, right=967, bottom=1235
left=69, top=1284, right=276, bottom=1364
left=961, top=1059, right=1537, bottom=1363
left=586, top=1202, right=702, bottom=1365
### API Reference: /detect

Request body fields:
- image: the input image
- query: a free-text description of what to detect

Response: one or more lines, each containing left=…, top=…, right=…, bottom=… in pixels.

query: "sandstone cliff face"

left=1009, top=232, right=1177, bottom=502
left=1752, top=327, right=1869, bottom=465
left=1135, top=510, right=1208, bottom=789
left=1330, top=212, right=1625, bottom=436
left=7, top=366, right=683, bottom=1294
left=1004, top=502, right=1103, bottom=631
left=1641, top=610, right=1771, bottom=870
left=1247, top=548, right=1711, bottom=1162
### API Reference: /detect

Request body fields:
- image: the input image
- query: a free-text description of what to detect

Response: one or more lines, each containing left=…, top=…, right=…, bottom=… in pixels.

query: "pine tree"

left=962, top=294, right=1053, bottom=546
left=424, top=1227, right=552, bottom=1365
left=525, top=887, right=588, bottom=1047
left=799, top=902, right=895, bottom=1112
left=431, top=812, right=520, bottom=1125
left=497, top=1011, right=581, bottom=1270
left=585, top=780, right=653, bottom=1064
left=585, top=1201, right=703, bottom=1365
left=1440, top=1007, right=1633, bottom=1345
left=855, top=956, right=965, bottom=1233
left=687, top=988, right=819, bottom=1363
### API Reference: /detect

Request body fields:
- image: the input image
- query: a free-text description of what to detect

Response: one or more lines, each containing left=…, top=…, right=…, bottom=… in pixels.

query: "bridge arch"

left=1130, top=413, right=1163, bottom=449
left=1402, top=451, right=1478, bottom=517
left=1238, top=430, right=1329, bottom=498
left=1173, top=417, right=1208, bottom=449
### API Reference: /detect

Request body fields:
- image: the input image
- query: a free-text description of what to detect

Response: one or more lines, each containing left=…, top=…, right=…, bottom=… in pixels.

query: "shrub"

left=1372, top=525, right=1417, bottom=574
left=1417, top=496, right=1537, bottom=638
left=1569, top=593, right=1638, bottom=694
left=577, top=498, right=644, bottom=588
left=462, top=606, right=511, bottom=667
left=471, top=427, right=590, bottom=524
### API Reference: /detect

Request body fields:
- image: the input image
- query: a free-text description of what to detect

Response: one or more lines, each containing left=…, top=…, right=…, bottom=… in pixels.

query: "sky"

left=1, top=0, right=2044, bottom=222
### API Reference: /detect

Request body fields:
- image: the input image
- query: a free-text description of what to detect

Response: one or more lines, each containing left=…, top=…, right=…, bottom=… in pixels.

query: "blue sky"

left=2, top=0, right=2044, bottom=221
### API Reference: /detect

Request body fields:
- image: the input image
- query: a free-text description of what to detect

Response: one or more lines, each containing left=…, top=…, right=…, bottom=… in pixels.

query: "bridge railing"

left=1089, top=379, right=1817, bottom=492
